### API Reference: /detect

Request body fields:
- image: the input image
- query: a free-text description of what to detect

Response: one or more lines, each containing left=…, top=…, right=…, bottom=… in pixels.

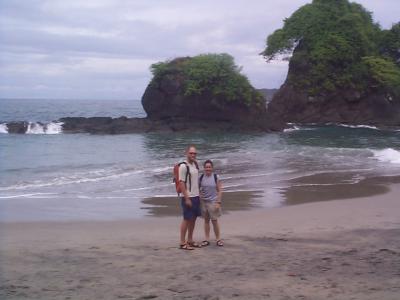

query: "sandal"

left=187, top=241, right=202, bottom=248
left=179, top=243, right=194, bottom=250
left=216, top=240, right=224, bottom=247
left=201, top=240, right=210, bottom=247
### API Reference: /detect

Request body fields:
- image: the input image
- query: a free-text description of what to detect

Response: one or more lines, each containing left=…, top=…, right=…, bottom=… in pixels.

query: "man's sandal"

left=201, top=240, right=210, bottom=247
left=216, top=240, right=224, bottom=247
left=187, top=241, right=202, bottom=248
left=179, top=243, right=194, bottom=250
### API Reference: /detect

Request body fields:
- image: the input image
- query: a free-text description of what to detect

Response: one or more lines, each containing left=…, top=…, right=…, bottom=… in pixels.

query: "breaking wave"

left=372, top=148, right=400, bottom=164
left=26, top=122, right=63, bottom=134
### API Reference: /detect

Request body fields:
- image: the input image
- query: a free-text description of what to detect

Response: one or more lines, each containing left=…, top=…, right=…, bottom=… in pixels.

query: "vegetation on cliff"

left=261, top=0, right=400, bottom=98
left=149, top=53, right=264, bottom=106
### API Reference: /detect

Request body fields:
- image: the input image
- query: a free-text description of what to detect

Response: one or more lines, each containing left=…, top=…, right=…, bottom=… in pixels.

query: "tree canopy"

left=261, top=0, right=400, bottom=97
left=150, top=53, right=264, bottom=106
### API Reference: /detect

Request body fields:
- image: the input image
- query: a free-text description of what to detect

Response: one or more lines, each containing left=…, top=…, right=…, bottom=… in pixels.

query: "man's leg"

left=204, top=217, right=211, bottom=241
left=211, top=219, right=220, bottom=241
left=180, top=219, right=189, bottom=245
left=187, top=217, right=196, bottom=243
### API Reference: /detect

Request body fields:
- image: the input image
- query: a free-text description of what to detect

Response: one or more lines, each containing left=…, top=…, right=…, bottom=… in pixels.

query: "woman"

left=199, top=159, right=223, bottom=247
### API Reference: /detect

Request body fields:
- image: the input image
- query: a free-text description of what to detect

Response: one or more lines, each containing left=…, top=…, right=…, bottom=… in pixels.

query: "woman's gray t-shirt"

left=199, top=173, right=219, bottom=202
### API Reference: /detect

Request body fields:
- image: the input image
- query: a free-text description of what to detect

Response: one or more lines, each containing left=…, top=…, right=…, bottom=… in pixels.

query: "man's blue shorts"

left=181, top=196, right=201, bottom=220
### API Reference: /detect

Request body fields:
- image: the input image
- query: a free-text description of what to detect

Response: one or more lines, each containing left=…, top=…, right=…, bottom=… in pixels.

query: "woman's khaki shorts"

left=201, top=201, right=222, bottom=220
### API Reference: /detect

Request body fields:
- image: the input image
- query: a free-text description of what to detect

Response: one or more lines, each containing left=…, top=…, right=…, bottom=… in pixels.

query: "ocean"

left=1, top=98, right=400, bottom=222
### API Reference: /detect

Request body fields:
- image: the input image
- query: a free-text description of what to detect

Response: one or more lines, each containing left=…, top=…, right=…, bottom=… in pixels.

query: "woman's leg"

left=204, top=216, right=211, bottom=241
left=211, top=219, right=220, bottom=241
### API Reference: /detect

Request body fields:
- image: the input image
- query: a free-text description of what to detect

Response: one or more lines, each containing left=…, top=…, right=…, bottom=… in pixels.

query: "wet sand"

left=1, top=184, right=400, bottom=299
left=284, top=173, right=400, bottom=205
left=141, top=190, right=264, bottom=217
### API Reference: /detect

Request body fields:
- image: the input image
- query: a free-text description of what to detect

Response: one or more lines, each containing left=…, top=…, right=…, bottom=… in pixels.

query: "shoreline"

left=1, top=184, right=400, bottom=299
left=2, top=173, right=400, bottom=223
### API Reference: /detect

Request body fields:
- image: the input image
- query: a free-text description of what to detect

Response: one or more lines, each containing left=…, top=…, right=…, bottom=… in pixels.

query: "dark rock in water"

left=141, top=56, right=285, bottom=132
left=60, top=117, right=156, bottom=134
left=59, top=116, right=281, bottom=134
left=6, top=114, right=285, bottom=135
left=7, top=122, right=28, bottom=134
left=268, top=83, right=400, bottom=126
left=267, top=47, right=400, bottom=126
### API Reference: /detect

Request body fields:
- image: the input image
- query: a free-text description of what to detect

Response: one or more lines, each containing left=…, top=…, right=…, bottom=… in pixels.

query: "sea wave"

left=372, top=148, right=400, bottom=164
left=0, top=123, right=8, bottom=134
left=26, top=122, right=63, bottom=134
left=0, top=192, right=58, bottom=199
left=337, top=124, right=379, bottom=130
left=284, top=126, right=300, bottom=132
left=0, top=171, right=138, bottom=191
left=0, top=164, right=172, bottom=192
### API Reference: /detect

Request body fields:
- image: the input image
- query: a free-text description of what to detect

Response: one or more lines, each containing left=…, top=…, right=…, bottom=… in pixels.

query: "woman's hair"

left=203, top=159, right=213, bottom=167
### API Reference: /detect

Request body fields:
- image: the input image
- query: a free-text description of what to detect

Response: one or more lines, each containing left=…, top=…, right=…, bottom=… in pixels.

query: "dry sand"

left=1, top=185, right=400, bottom=299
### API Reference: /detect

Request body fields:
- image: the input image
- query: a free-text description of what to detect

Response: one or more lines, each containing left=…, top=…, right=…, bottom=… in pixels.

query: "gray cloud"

left=0, top=0, right=398, bottom=100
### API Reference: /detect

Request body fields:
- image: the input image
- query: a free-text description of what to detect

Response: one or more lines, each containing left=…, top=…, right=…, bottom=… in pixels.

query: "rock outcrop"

left=7, top=122, right=29, bottom=134
left=59, top=116, right=282, bottom=134
left=271, top=88, right=400, bottom=125
left=142, top=56, right=285, bottom=132
left=268, top=58, right=400, bottom=126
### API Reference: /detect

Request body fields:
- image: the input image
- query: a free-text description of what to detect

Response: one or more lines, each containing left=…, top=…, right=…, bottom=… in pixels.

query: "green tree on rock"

left=150, top=53, right=264, bottom=106
left=261, top=0, right=400, bottom=98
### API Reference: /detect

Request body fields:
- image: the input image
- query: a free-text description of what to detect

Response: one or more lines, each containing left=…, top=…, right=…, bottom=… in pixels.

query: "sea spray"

left=372, top=148, right=400, bottom=164
left=0, top=123, right=8, bottom=134
left=25, top=122, right=63, bottom=134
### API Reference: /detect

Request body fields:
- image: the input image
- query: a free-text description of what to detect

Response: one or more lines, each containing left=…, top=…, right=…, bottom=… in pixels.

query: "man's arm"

left=179, top=181, right=192, bottom=207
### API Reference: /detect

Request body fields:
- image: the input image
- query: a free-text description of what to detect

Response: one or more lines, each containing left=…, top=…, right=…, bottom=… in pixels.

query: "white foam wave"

left=26, top=122, right=63, bottom=134
left=0, top=123, right=8, bottom=134
left=372, top=148, right=400, bottom=164
left=338, top=124, right=378, bottom=130
left=152, top=194, right=178, bottom=198
left=284, top=126, right=300, bottom=132
left=120, top=183, right=172, bottom=192
left=152, top=166, right=170, bottom=173
left=0, top=192, right=57, bottom=199
left=0, top=162, right=173, bottom=192
left=0, top=168, right=145, bottom=191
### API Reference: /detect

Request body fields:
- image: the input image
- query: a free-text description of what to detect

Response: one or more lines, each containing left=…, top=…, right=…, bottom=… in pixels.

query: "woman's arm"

left=216, top=179, right=222, bottom=204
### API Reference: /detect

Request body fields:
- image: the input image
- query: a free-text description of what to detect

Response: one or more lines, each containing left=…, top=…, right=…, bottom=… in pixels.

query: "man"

left=179, top=145, right=201, bottom=250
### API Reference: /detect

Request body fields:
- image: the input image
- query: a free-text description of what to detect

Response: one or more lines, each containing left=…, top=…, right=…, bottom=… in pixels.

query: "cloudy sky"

left=0, top=0, right=399, bottom=100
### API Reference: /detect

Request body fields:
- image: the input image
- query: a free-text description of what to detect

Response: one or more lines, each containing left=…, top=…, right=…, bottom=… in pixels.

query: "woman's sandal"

left=187, top=241, right=202, bottom=248
left=216, top=239, right=224, bottom=247
left=201, top=240, right=210, bottom=247
left=179, top=243, right=194, bottom=250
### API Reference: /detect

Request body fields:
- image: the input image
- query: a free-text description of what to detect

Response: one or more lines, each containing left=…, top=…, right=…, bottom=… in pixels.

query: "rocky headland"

left=262, top=0, right=400, bottom=127
left=267, top=62, right=400, bottom=126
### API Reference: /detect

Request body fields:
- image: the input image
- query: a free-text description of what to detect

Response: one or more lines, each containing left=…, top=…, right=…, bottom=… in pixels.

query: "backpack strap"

left=179, top=162, right=192, bottom=192
left=199, top=174, right=204, bottom=188
left=181, top=161, right=199, bottom=192
left=199, top=173, right=218, bottom=188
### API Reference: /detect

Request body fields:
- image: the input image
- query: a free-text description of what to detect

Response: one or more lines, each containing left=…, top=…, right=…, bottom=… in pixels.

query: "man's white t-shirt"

left=178, top=160, right=199, bottom=197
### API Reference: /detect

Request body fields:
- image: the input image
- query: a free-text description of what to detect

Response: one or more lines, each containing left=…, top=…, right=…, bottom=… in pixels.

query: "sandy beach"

left=1, top=184, right=400, bottom=300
